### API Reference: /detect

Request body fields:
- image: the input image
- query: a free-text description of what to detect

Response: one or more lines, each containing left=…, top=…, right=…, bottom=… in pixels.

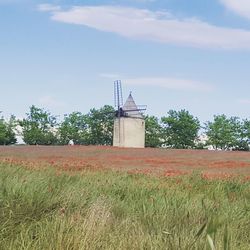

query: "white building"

left=113, top=93, right=145, bottom=148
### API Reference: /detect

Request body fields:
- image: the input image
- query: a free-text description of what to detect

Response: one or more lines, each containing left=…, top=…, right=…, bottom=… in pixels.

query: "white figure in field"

left=68, top=139, right=74, bottom=146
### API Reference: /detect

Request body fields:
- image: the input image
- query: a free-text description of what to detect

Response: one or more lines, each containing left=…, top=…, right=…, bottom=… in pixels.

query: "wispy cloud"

left=38, top=4, right=61, bottom=12
left=123, top=77, right=214, bottom=92
left=38, top=5, right=250, bottom=50
left=238, top=98, right=250, bottom=104
left=220, top=0, right=250, bottom=20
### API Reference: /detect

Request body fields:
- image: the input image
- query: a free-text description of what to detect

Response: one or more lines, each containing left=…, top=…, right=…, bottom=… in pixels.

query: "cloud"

left=99, top=74, right=212, bottom=92
left=38, top=5, right=250, bottom=50
left=123, top=77, right=214, bottom=92
left=238, top=98, right=250, bottom=104
left=38, top=95, right=65, bottom=109
left=220, top=0, right=250, bottom=20
left=38, top=4, right=61, bottom=12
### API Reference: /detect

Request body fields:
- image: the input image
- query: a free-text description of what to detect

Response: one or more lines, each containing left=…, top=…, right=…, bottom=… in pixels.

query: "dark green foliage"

left=19, top=105, right=115, bottom=146
left=19, top=105, right=58, bottom=145
left=84, top=105, right=115, bottom=145
left=205, top=115, right=238, bottom=150
left=58, top=105, right=115, bottom=145
left=161, top=110, right=200, bottom=149
left=205, top=115, right=249, bottom=150
left=238, top=119, right=250, bottom=151
left=58, top=112, right=88, bottom=145
left=0, top=115, right=17, bottom=145
left=3, top=104, right=250, bottom=150
left=145, top=115, right=163, bottom=147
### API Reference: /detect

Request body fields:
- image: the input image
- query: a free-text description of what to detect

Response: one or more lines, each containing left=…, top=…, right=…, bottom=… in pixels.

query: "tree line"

left=0, top=105, right=250, bottom=150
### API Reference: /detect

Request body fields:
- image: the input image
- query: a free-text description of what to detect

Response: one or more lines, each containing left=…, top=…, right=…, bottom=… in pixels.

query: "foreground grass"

left=0, top=163, right=250, bottom=249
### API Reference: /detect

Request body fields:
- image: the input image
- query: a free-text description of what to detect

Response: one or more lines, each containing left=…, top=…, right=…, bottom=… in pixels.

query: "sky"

left=1, top=0, right=250, bottom=124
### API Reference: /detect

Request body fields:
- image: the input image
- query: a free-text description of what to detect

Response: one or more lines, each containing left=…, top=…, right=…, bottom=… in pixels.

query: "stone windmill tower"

left=113, top=80, right=146, bottom=148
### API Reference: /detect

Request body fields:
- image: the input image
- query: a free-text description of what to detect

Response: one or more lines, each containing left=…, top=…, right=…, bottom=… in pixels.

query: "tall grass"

left=0, top=163, right=250, bottom=249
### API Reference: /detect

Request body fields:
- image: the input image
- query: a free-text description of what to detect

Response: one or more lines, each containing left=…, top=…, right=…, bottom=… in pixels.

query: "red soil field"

left=1, top=146, right=250, bottom=179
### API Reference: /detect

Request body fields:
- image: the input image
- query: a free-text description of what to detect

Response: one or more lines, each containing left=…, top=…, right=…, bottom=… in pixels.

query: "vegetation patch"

left=0, top=163, right=250, bottom=249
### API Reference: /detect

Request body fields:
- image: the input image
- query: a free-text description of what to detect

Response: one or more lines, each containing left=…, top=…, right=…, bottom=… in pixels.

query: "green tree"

left=58, top=112, right=88, bottom=145
left=19, top=105, right=58, bottom=145
left=236, top=119, right=250, bottom=151
left=161, top=110, right=200, bottom=149
left=0, top=115, right=17, bottom=145
left=205, top=115, right=243, bottom=150
left=84, top=105, right=115, bottom=145
left=145, top=115, right=163, bottom=147
left=0, top=119, right=5, bottom=144
left=58, top=105, right=115, bottom=145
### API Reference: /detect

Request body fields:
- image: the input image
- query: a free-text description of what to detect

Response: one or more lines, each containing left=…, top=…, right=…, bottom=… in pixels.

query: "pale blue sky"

left=1, top=0, right=250, bottom=123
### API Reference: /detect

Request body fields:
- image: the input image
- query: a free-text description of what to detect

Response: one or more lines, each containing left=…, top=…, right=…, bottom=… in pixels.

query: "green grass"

left=0, top=163, right=250, bottom=249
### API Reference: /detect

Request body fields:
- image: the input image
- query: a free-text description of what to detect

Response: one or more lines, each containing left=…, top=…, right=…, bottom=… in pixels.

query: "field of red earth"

left=1, top=146, right=250, bottom=179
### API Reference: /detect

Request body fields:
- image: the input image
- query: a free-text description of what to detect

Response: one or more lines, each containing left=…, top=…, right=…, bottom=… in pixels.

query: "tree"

left=0, top=119, right=5, bottom=144
left=161, top=110, right=200, bottom=149
left=236, top=119, right=250, bottom=151
left=58, top=105, right=115, bottom=145
left=58, top=112, right=88, bottom=145
left=145, top=115, right=163, bottom=147
left=205, top=115, right=243, bottom=150
left=19, top=105, right=58, bottom=145
left=84, top=105, right=115, bottom=145
left=5, top=115, right=17, bottom=145
left=0, top=115, right=17, bottom=145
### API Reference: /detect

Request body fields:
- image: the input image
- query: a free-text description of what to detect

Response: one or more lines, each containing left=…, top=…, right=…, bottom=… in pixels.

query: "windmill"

left=113, top=80, right=146, bottom=148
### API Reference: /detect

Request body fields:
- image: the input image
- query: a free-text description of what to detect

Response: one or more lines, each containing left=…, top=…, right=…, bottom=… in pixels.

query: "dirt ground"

left=1, top=146, right=250, bottom=178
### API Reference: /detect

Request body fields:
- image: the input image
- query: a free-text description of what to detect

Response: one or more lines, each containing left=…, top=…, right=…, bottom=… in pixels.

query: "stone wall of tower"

left=113, top=117, right=145, bottom=148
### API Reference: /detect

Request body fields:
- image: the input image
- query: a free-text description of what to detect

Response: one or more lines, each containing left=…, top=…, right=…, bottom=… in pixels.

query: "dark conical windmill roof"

left=123, top=93, right=143, bottom=118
